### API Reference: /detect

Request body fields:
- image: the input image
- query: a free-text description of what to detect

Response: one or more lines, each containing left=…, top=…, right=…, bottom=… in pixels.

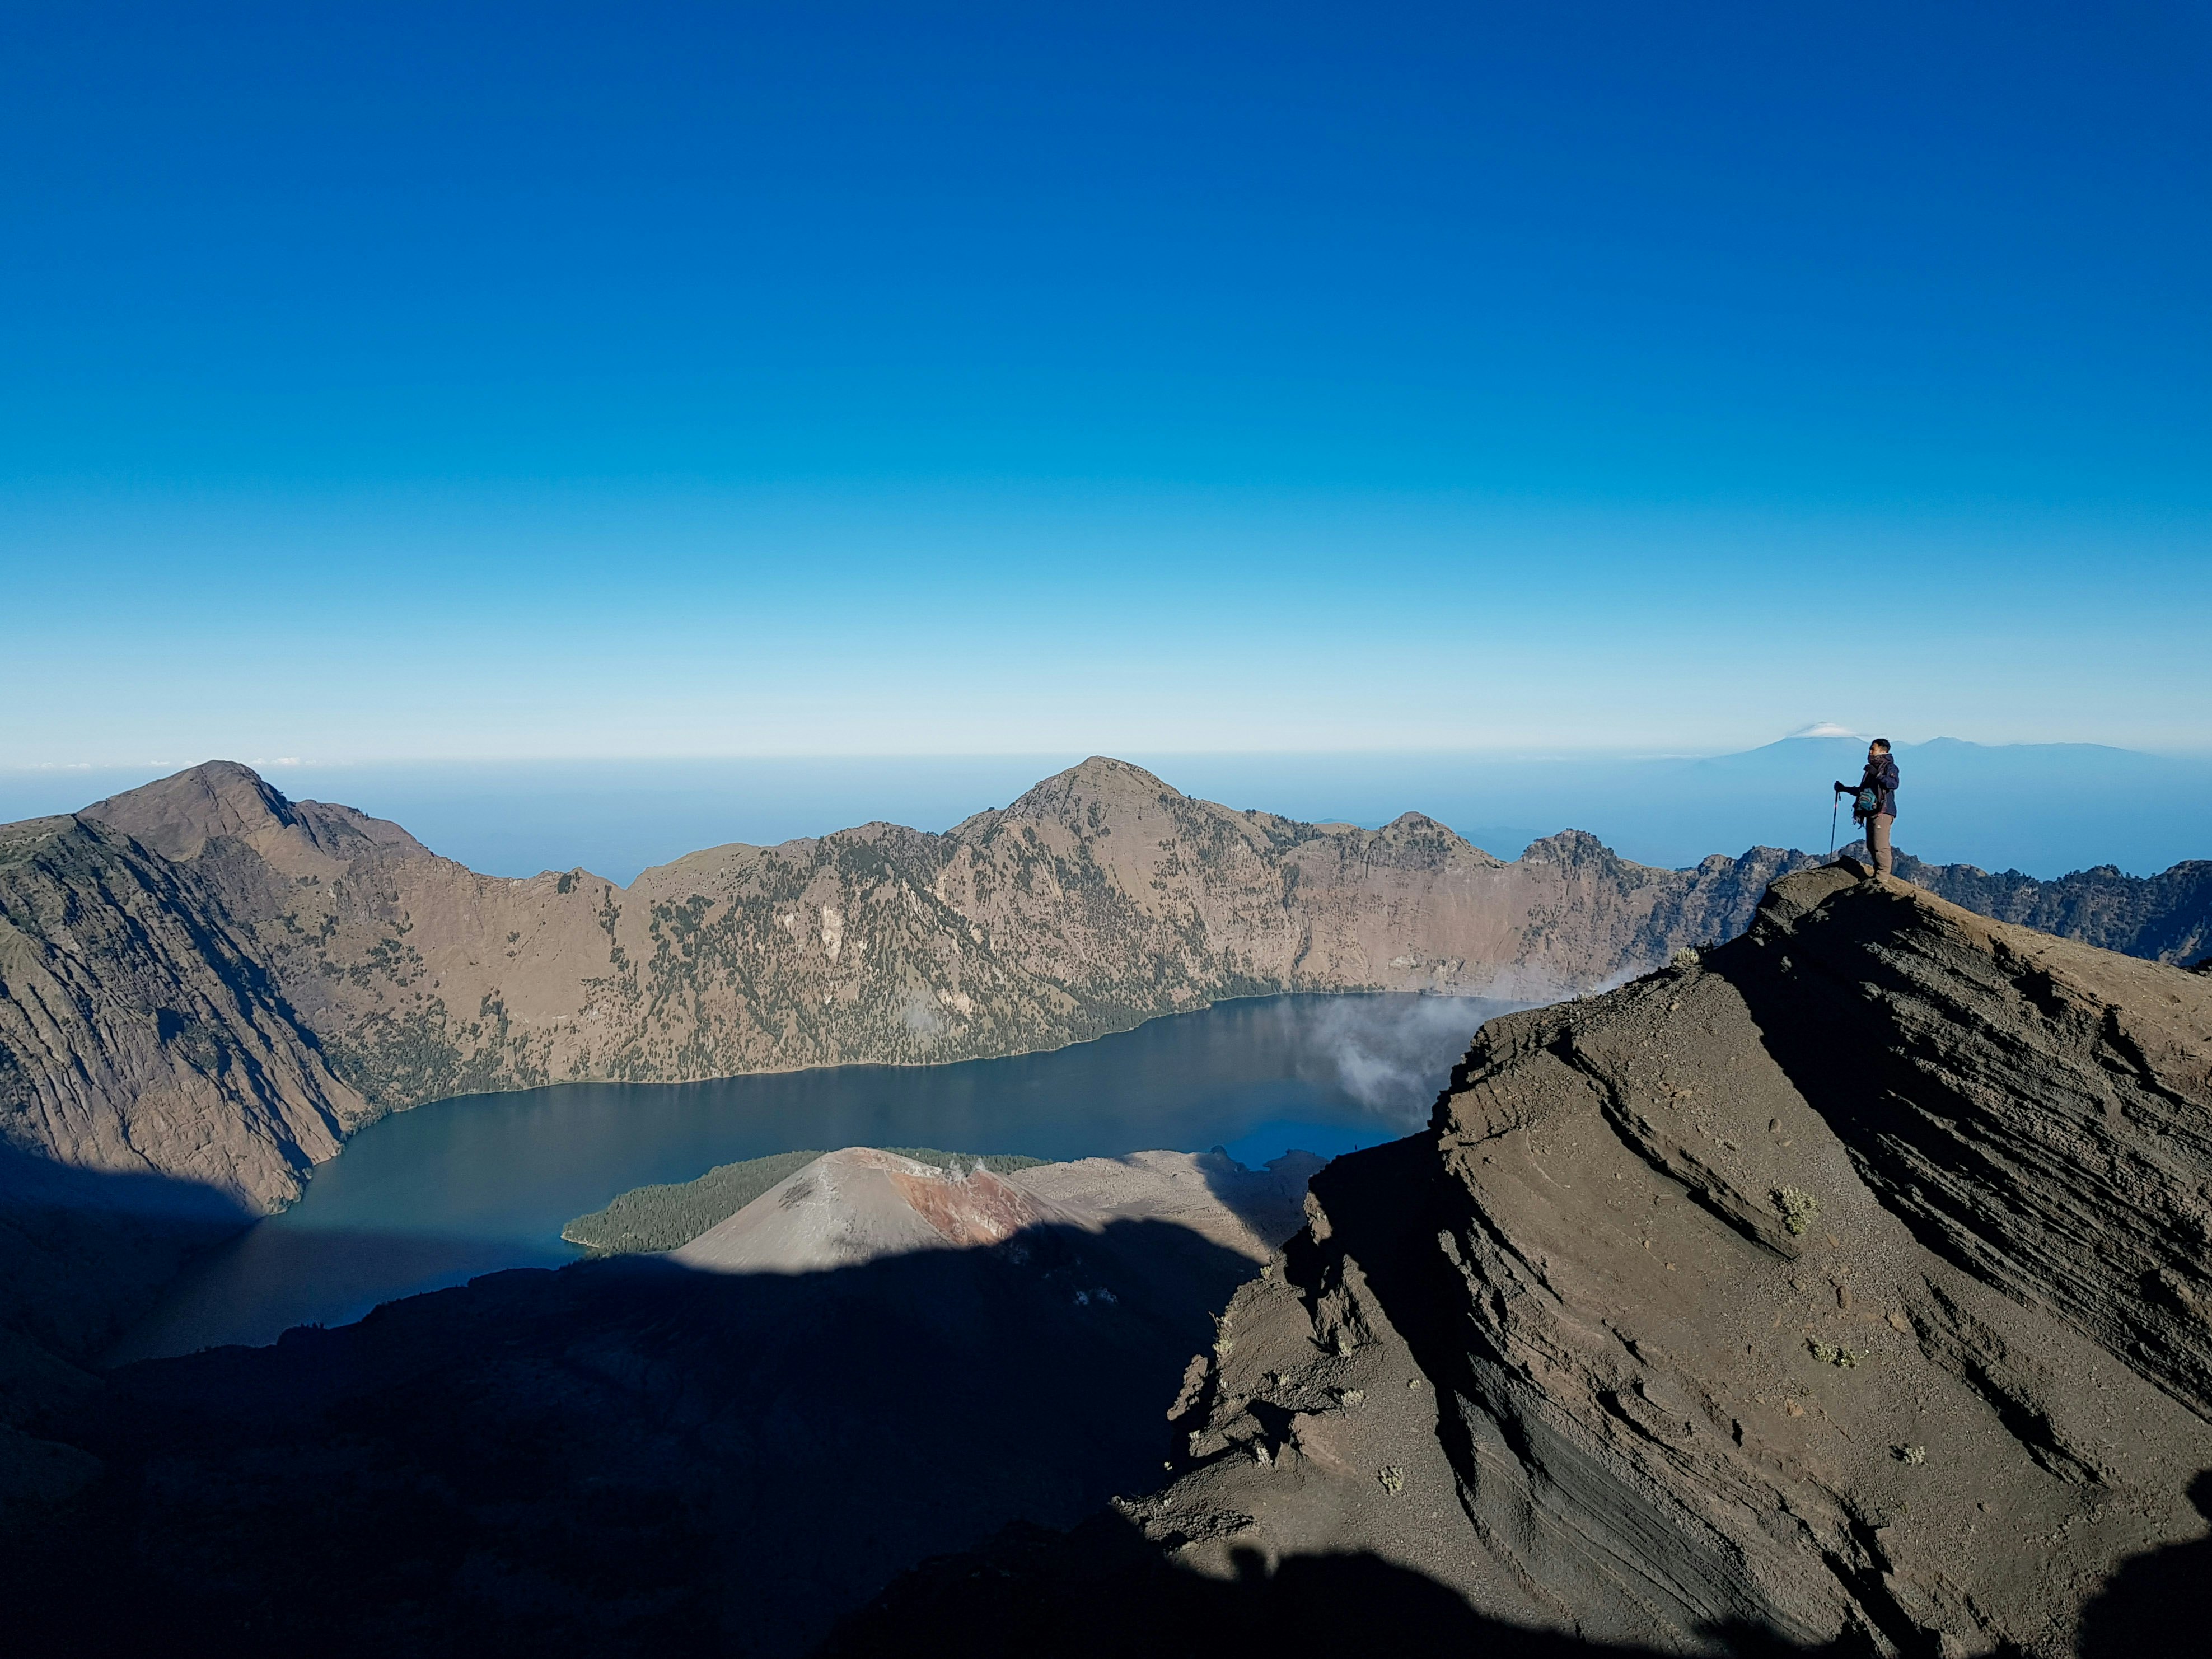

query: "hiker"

left=1835, top=740, right=1900, bottom=878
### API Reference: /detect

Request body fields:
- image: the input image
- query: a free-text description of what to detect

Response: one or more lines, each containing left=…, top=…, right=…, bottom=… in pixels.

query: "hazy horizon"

left=11, top=733, right=2208, bottom=885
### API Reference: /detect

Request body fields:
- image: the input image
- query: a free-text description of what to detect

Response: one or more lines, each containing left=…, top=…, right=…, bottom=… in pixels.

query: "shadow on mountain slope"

left=2075, top=1471, right=2212, bottom=1655
left=822, top=1505, right=1901, bottom=1658
left=0, top=1150, right=258, bottom=1550
left=8, top=1212, right=1264, bottom=1659
left=908, top=866, right=2212, bottom=1656
left=0, top=1146, right=254, bottom=1361
left=815, top=1106, right=2212, bottom=1659
left=5, top=1107, right=2208, bottom=1655
left=822, top=1482, right=2212, bottom=1659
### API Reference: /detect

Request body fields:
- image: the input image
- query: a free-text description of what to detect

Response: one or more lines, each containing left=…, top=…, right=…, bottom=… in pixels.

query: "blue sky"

left=4, top=2, right=2208, bottom=764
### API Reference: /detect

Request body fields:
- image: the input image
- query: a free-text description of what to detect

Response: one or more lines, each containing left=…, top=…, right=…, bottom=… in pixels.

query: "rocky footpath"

left=832, top=866, right=2212, bottom=1656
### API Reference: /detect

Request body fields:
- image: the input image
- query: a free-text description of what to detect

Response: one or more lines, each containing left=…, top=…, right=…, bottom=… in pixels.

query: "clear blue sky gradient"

left=4, top=3, right=2208, bottom=763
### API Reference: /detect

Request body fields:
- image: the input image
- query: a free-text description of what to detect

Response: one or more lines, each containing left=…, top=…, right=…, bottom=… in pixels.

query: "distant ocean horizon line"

left=7, top=741, right=2206, bottom=885
left=13, top=732, right=2212, bottom=775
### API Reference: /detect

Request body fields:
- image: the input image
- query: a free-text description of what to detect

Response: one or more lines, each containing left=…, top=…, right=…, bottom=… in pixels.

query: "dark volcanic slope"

left=838, top=866, right=2212, bottom=1657
left=7, top=1153, right=1313, bottom=1659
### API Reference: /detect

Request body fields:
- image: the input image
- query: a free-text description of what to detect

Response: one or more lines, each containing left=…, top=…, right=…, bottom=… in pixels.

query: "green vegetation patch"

left=1775, top=1185, right=1821, bottom=1237
left=562, top=1146, right=1050, bottom=1255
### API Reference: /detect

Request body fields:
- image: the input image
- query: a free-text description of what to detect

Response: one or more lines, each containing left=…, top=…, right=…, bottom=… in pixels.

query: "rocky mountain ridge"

left=4, top=758, right=1821, bottom=1216
left=843, top=866, right=2212, bottom=1655
left=3, top=760, right=2206, bottom=1226
left=1846, top=839, right=2212, bottom=964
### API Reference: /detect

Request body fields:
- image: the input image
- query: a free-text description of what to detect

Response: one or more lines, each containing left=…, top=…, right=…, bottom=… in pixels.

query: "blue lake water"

left=113, top=992, right=1520, bottom=1362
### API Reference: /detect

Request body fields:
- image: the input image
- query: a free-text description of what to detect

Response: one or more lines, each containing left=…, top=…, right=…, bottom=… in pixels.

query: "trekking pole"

left=1828, top=792, right=1839, bottom=858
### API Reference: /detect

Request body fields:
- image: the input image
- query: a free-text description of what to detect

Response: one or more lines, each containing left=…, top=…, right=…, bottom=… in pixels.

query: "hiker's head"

left=1868, top=739, right=1891, bottom=758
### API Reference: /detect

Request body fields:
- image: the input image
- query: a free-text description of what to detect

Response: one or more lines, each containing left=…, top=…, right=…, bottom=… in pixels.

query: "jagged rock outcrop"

left=849, top=867, right=2212, bottom=1655
left=2, top=759, right=1821, bottom=1212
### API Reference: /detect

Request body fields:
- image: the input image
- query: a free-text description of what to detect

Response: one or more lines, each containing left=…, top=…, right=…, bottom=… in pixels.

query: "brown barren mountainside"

left=2, top=758, right=1819, bottom=1211
left=0, top=810, right=364, bottom=1204
left=3, top=759, right=2205, bottom=1219
left=848, top=866, right=2212, bottom=1655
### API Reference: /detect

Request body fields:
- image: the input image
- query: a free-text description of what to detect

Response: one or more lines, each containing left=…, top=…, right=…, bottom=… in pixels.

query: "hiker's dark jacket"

left=1854, top=755, right=1900, bottom=819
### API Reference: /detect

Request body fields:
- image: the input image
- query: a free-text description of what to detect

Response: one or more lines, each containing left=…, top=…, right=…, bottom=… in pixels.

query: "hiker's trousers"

left=1865, top=814, right=1895, bottom=877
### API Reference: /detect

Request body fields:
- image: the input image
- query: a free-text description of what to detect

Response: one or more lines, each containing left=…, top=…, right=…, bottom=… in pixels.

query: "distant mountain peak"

left=1519, top=828, right=1617, bottom=865
left=1059, top=755, right=1177, bottom=792
left=81, top=759, right=300, bottom=861
left=995, top=755, right=1182, bottom=821
left=3, top=747, right=2203, bottom=1251
left=78, top=759, right=425, bottom=866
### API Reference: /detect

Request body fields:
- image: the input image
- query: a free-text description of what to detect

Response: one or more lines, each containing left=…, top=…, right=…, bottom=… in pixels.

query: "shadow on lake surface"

left=113, top=992, right=1519, bottom=1359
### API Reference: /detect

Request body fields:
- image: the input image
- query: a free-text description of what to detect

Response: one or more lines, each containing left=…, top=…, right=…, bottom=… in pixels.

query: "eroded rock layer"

left=901, top=867, right=2212, bottom=1656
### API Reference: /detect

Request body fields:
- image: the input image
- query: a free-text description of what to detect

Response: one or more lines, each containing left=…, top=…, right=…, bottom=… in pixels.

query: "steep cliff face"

left=0, top=808, right=364, bottom=1211
left=1027, top=868, right=2212, bottom=1655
